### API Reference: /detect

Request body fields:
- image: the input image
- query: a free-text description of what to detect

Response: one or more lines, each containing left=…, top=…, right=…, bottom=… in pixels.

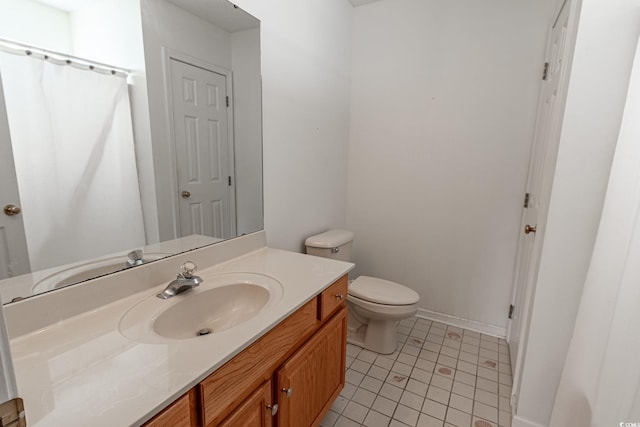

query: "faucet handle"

left=127, top=249, right=144, bottom=267
left=128, top=249, right=143, bottom=261
left=181, top=261, right=197, bottom=278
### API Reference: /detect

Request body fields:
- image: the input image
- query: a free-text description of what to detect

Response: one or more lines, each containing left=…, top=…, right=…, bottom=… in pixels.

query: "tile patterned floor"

left=320, top=317, right=513, bottom=427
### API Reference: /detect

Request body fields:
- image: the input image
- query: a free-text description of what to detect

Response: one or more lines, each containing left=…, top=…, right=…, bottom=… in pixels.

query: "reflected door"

left=170, top=58, right=235, bottom=239
left=0, top=72, right=29, bottom=279
left=507, top=0, right=573, bottom=410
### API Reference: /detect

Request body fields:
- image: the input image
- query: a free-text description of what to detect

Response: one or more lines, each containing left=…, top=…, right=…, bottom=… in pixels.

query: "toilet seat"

left=349, top=276, right=419, bottom=306
left=305, top=229, right=422, bottom=354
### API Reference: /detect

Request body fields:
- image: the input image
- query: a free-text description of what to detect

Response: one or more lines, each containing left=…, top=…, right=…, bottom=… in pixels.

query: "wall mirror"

left=0, top=0, right=263, bottom=304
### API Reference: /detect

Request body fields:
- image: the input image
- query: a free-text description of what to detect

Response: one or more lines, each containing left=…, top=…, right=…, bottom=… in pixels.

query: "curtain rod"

left=0, top=36, right=130, bottom=76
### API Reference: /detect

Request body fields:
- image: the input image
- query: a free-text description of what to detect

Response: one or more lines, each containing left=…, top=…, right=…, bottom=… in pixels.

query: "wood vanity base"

left=143, top=274, right=348, bottom=427
left=143, top=390, right=198, bottom=427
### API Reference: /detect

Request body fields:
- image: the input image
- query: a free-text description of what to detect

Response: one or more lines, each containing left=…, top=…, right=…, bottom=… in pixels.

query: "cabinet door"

left=219, top=380, right=273, bottom=427
left=276, top=308, right=347, bottom=427
left=143, top=389, right=198, bottom=427
left=199, top=299, right=318, bottom=426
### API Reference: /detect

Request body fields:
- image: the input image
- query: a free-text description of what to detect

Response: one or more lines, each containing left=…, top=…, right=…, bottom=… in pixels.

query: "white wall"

left=230, top=0, right=353, bottom=252
left=514, top=0, right=640, bottom=425
left=231, top=28, right=263, bottom=235
left=0, top=0, right=71, bottom=51
left=70, top=0, right=145, bottom=70
left=346, top=0, right=551, bottom=331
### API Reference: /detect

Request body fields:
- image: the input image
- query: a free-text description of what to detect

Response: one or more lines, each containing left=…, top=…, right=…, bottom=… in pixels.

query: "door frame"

left=505, top=0, right=581, bottom=413
left=161, top=48, right=237, bottom=239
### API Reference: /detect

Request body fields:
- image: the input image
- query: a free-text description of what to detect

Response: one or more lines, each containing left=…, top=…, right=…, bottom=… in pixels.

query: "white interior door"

left=0, top=72, right=30, bottom=279
left=507, top=0, right=574, bottom=410
left=170, top=58, right=235, bottom=240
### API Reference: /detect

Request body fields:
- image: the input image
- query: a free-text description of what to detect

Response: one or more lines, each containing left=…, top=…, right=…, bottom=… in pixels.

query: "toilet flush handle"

left=331, top=247, right=340, bottom=253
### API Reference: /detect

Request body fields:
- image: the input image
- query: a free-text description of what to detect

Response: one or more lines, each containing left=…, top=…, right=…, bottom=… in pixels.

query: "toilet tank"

left=305, top=229, right=354, bottom=262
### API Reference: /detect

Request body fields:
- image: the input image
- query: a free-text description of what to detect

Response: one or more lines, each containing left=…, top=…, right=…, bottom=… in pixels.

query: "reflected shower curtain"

left=0, top=52, right=145, bottom=271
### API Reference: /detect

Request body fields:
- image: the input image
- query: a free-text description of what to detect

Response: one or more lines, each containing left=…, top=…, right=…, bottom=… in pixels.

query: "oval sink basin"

left=153, top=284, right=269, bottom=339
left=119, top=272, right=284, bottom=343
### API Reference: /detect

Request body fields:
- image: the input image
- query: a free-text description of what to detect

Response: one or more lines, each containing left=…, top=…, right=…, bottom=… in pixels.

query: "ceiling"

left=34, top=0, right=259, bottom=32
left=37, top=0, right=385, bottom=15
left=34, top=0, right=88, bottom=11
left=166, top=0, right=259, bottom=32
left=348, top=0, right=385, bottom=7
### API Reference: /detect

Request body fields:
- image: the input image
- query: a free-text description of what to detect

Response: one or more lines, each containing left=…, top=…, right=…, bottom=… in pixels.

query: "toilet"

left=305, top=229, right=420, bottom=354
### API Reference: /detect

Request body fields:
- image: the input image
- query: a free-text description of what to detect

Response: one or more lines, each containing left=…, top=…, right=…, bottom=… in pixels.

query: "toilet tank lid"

left=350, top=276, right=420, bottom=305
left=305, top=229, right=354, bottom=248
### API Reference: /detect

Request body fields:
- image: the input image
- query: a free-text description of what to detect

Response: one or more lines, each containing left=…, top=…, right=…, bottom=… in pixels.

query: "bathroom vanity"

left=3, top=232, right=353, bottom=426
left=147, top=275, right=347, bottom=426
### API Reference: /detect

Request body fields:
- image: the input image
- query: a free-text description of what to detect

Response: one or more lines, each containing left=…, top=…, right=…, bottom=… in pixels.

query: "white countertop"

left=8, top=246, right=353, bottom=426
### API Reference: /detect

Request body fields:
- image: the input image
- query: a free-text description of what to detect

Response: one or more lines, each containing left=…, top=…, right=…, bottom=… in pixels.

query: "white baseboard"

left=416, top=308, right=507, bottom=338
left=511, top=414, right=546, bottom=427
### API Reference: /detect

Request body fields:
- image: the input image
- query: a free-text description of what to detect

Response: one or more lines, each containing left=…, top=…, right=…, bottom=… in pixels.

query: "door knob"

left=267, top=403, right=279, bottom=416
left=282, top=387, right=293, bottom=398
left=181, top=191, right=191, bottom=199
left=3, top=204, right=21, bottom=216
left=524, top=224, right=537, bottom=234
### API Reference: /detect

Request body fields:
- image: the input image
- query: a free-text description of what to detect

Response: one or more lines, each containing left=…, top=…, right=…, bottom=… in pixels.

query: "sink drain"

left=196, top=328, right=213, bottom=336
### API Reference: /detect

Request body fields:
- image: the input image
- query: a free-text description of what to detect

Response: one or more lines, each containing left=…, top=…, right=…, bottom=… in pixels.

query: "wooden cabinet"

left=143, top=274, right=348, bottom=427
left=319, top=275, right=348, bottom=321
left=143, top=389, right=198, bottom=427
left=199, top=298, right=319, bottom=426
left=276, top=307, right=347, bottom=427
left=219, top=380, right=273, bottom=427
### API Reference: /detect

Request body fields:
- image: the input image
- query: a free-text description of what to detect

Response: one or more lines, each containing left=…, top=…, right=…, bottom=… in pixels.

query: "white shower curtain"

left=0, top=52, right=145, bottom=271
left=550, top=36, right=640, bottom=426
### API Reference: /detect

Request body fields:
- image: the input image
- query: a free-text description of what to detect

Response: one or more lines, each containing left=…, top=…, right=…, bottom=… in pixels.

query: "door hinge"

left=542, top=62, right=549, bottom=80
left=508, top=304, right=514, bottom=319
left=226, top=96, right=229, bottom=107
left=523, top=192, right=530, bottom=208
left=228, top=176, right=232, bottom=186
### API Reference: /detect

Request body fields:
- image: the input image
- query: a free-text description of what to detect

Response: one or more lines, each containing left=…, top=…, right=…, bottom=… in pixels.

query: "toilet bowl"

left=304, top=230, right=421, bottom=354
left=347, top=276, right=419, bottom=354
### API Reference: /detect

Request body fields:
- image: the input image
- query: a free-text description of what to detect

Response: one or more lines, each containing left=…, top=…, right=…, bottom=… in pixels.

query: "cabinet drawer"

left=319, top=275, right=348, bottom=321
left=143, top=389, right=197, bottom=427
left=199, top=298, right=318, bottom=426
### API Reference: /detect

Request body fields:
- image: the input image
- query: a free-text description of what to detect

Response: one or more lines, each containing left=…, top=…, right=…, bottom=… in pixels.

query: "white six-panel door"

left=170, top=58, right=235, bottom=240
left=507, top=0, right=574, bottom=411
left=0, top=71, right=30, bottom=279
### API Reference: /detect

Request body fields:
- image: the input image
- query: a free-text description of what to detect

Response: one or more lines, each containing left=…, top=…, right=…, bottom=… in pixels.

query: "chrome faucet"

left=156, top=261, right=203, bottom=300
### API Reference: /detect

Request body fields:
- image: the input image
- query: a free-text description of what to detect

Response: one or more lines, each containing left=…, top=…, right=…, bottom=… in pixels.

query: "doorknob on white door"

left=3, top=204, right=21, bottom=216
left=524, top=224, right=537, bottom=234
left=181, top=191, right=191, bottom=199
